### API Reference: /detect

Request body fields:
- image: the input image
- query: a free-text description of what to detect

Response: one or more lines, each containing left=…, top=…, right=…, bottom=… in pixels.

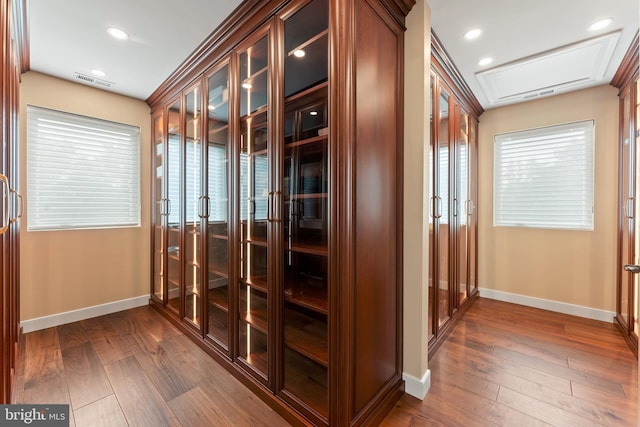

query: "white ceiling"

left=28, top=0, right=639, bottom=106
left=28, top=0, right=243, bottom=100
left=429, top=0, right=639, bottom=109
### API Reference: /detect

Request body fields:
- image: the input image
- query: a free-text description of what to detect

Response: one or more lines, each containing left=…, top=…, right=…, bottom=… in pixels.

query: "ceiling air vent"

left=73, top=72, right=114, bottom=88
left=476, top=31, right=620, bottom=106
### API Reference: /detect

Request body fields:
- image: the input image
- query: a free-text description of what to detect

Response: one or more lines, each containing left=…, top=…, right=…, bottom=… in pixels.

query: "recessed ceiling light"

left=242, top=82, right=252, bottom=90
left=478, top=57, right=493, bottom=66
left=464, top=28, right=482, bottom=40
left=107, top=27, right=129, bottom=41
left=309, top=111, right=318, bottom=116
left=588, top=18, right=614, bottom=31
left=293, top=49, right=306, bottom=58
left=90, top=69, right=106, bottom=77
left=208, top=105, right=215, bottom=111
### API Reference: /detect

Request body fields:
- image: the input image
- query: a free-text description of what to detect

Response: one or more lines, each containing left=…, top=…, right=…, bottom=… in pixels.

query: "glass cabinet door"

left=206, top=63, right=231, bottom=348
left=152, top=112, right=165, bottom=302
left=468, top=118, right=478, bottom=296
left=238, top=34, right=270, bottom=380
left=184, top=85, right=203, bottom=328
left=281, top=0, right=329, bottom=419
left=456, top=107, right=469, bottom=307
left=428, top=73, right=435, bottom=342
left=437, top=87, right=451, bottom=328
left=167, top=98, right=182, bottom=314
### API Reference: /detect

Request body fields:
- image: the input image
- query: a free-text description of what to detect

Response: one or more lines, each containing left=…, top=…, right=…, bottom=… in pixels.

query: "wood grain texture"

left=16, top=306, right=288, bottom=426
left=73, top=394, right=128, bottom=427
left=61, top=342, right=112, bottom=409
left=385, top=298, right=637, bottom=426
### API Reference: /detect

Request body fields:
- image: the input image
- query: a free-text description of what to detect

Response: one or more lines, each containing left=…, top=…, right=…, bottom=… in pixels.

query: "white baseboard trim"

left=479, top=288, right=615, bottom=323
left=402, top=369, right=431, bottom=400
left=21, top=295, right=150, bottom=333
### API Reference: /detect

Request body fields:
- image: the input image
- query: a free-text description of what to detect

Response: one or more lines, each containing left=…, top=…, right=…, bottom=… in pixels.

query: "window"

left=27, top=106, right=140, bottom=231
left=494, top=120, right=594, bottom=231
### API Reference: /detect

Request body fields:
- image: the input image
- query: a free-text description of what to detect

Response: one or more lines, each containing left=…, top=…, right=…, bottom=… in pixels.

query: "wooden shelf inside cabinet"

left=244, top=351, right=269, bottom=376
left=208, top=286, right=229, bottom=312
left=286, top=242, right=328, bottom=257
left=208, top=233, right=228, bottom=240
left=208, top=261, right=228, bottom=277
left=240, top=238, right=268, bottom=248
left=240, top=276, right=268, bottom=293
left=286, top=192, right=327, bottom=200
left=286, top=135, right=327, bottom=149
left=284, top=279, right=327, bottom=314
left=241, top=307, right=268, bottom=334
left=168, top=253, right=180, bottom=262
left=208, top=123, right=229, bottom=137
left=284, top=309, right=327, bottom=366
left=283, top=349, right=328, bottom=419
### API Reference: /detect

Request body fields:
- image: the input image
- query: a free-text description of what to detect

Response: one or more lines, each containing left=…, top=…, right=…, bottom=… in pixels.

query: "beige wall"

left=478, top=85, right=619, bottom=311
left=20, top=71, right=151, bottom=321
left=403, top=0, right=430, bottom=385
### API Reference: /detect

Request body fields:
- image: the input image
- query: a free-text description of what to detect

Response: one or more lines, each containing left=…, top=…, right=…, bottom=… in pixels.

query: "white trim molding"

left=21, top=295, right=150, bottom=333
left=479, top=288, right=615, bottom=323
left=403, top=369, right=431, bottom=400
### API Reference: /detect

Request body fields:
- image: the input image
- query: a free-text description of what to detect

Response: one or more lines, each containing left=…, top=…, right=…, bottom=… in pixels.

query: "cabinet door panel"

left=437, top=87, right=451, bottom=327
left=456, top=108, right=469, bottom=306
left=152, top=112, right=165, bottom=301
left=184, top=85, right=203, bottom=328
left=167, top=98, right=182, bottom=314
left=206, top=63, right=231, bottom=348
left=238, top=34, right=271, bottom=381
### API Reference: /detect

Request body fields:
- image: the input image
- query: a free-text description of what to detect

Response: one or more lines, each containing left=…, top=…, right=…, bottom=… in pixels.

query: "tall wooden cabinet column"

left=428, top=32, right=483, bottom=355
left=148, top=0, right=414, bottom=425
left=0, top=0, right=26, bottom=404
left=612, top=32, right=639, bottom=353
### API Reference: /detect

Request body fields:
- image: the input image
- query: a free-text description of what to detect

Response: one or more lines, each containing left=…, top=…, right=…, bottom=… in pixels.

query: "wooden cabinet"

left=612, top=32, right=639, bottom=353
left=428, top=32, right=482, bottom=355
left=149, top=0, right=414, bottom=425
left=0, top=0, right=26, bottom=404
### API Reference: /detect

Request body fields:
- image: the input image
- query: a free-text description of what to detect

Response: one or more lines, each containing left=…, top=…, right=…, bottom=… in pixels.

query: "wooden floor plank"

left=103, top=356, right=181, bottom=427
left=57, top=322, right=90, bottom=351
left=61, top=342, right=113, bottom=409
left=73, top=394, right=128, bottom=427
left=168, top=386, right=238, bottom=426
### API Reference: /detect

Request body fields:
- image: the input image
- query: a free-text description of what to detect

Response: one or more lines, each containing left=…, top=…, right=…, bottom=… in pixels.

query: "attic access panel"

left=476, top=31, right=621, bottom=106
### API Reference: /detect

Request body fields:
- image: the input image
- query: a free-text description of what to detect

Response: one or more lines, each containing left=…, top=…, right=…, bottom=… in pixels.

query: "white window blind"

left=27, top=105, right=140, bottom=231
left=494, top=120, right=594, bottom=230
left=208, top=144, right=228, bottom=222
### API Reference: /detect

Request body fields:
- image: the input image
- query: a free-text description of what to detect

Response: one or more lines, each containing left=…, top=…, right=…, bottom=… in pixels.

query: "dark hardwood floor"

left=16, top=298, right=637, bottom=426
left=385, top=298, right=638, bottom=426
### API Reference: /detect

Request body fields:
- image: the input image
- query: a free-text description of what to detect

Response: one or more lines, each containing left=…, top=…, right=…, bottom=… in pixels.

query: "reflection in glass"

left=437, top=89, right=450, bottom=328
left=238, top=35, right=270, bottom=379
left=184, top=87, right=202, bottom=327
left=167, top=98, right=182, bottom=314
left=206, top=64, right=230, bottom=347
left=153, top=113, right=164, bottom=301
left=457, top=111, right=468, bottom=305
left=282, top=0, right=329, bottom=417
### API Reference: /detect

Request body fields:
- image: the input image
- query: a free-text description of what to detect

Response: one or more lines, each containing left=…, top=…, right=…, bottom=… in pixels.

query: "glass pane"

left=621, top=92, right=631, bottom=326
left=153, top=113, right=164, bottom=301
left=238, top=34, right=270, bottom=379
left=469, top=120, right=478, bottom=294
left=207, top=64, right=230, bottom=347
left=284, top=0, right=328, bottom=97
left=438, top=89, right=450, bottom=327
left=167, top=98, right=182, bottom=314
left=240, top=37, right=269, bottom=116
left=184, top=87, right=202, bottom=327
left=457, top=111, right=468, bottom=306
left=282, top=0, right=329, bottom=418
left=428, top=75, right=435, bottom=340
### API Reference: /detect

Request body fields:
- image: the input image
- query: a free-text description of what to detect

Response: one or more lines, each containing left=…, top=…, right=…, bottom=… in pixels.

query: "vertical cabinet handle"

left=9, top=189, right=19, bottom=224
left=166, top=199, right=172, bottom=216
left=197, top=195, right=210, bottom=219
left=434, top=195, right=443, bottom=219
left=0, top=175, right=9, bottom=235
left=267, top=192, right=282, bottom=223
left=625, top=197, right=634, bottom=219
left=17, top=193, right=24, bottom=219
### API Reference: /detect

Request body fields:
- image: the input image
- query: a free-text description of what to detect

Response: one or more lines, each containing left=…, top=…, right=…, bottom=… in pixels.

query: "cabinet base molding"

left=402, top=369, right=430, bottom=400
left=21, top=295, right=150, bottom=333
left=479, top=288, right=615, bottom=323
